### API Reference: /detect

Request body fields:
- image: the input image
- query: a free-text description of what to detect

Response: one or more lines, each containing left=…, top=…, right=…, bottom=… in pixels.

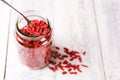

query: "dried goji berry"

left=78, top=56, right=82, bottom=62
left=55, top=65, right=58, bottom=70
left=62, top=55, right=68, bottom=58
left=39, top=20, right=46, bottom=26
left=81, top=64, right=88, bottom=68
left=69, top=72, right=77, bottom=74
left=83, top=51, right=86, bottom=56
left=48, top=46, right=88, bottom=75
left=62, top=71, right=67, bottom=74
left=58, top=57, right=64, bottom=60
left=68, top=68, right=72, bottom=71
left=69, top=56, right=77, bottom=61
left=64, top=47, right=69, bottom=54
left=41, top=28, right=50, bottom=35
left=41, top=24, right=48, bottom=29
left=58, top=62, right=64, bottom=71
left=55, top=46, right=60, bottom=50
left=63, top=60, right=69, bottom=64
left=49, top=60, right=56, bottom=65
left=48, top=66, right=56, bottom=72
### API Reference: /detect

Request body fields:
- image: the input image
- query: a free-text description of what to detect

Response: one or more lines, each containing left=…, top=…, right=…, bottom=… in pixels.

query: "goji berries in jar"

left=15, top=10, right=52, bottom=69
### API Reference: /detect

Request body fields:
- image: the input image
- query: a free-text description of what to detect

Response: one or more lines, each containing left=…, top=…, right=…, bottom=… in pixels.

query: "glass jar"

left=15, top=10, right=52, bottom=69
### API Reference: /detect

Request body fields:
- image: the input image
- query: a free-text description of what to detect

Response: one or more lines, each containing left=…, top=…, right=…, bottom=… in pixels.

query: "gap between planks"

left=92, top=0, right=107, bottom=80
left=3, top=0, right=12, bottom=80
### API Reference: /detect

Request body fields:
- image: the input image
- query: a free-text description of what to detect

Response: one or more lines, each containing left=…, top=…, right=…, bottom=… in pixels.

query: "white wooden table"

left=0, top=0, right=120, bottom=80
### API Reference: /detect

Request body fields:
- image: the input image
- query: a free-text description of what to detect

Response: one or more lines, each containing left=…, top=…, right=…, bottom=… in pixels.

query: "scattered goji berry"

left=49, top=60, right=56, bottom=65
left=68, top=68, right=72, bottom=71
left=58, top=57, right=64, bottom=60
left=69, top=72, right=77, bottom=74
left=48, top=66, right=56, bottom=72
left=78, top=56, right=82, bottom=63
left=63, top=60, right=69, bottom=64
left=81, top=64, right=88, bottom=68
left=48, top=46, right=88, bottom=75
left=55, top=46, right=60, bottom=50
left=64, top=47, right=69, bottom=54
left=62, top=71, right=67, bottom=74
left=62, top=55, right=68, bottom=58
left=83, top=51, right=86, bottom=56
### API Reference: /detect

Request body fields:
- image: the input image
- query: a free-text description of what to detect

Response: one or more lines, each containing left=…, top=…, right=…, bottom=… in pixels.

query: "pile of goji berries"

left=48, top=46, right=88, bottom=75
left=16, top=19, right=51, bottom=48
left=16, top=19, right=52, bottom=69
left=20, top=19, right=51, bottom=36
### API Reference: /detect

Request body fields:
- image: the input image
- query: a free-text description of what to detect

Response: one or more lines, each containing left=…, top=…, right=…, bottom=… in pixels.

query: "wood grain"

left=93, top=0, right=120, bottom=80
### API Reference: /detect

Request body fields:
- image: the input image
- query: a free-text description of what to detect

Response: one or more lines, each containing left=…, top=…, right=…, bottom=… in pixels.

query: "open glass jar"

left=15, top=10, right=52, bottom=69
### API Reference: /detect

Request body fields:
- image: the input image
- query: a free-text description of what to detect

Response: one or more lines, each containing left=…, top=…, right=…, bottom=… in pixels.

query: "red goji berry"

left=41, top=24, right=48, bottom=29
left=77, top=68, right=82, bottom=72
left=74, top=65, right=82, bottom=72
left=55, top=46, right=60, bottom=50
left=64, top=47, right=69, bottom=54
left=81, top=64, right=88, bottom=68
left=64, top=65, right=70, bottom=68
left=57, top=54, right=61, bottom=57
left=58, top=57, right=64, bottom=60
left=63, top=60, right=69, bottom=64
left=69, top=72, right=77, bottom=74
left=68, top=68, right=72, bottom=71
left=55, top=65, right=58, bottom=70
left=39, top=20, right=46, bottom=26
left=83, top=51, right=86, bottom=56
left=58, top=62, right=64, bottom=71
left=62, top=71, right=67, bottom=74
left=42, top=28, right=50, bottom=35
left=78, top=56, right=82, bottom=62
left=49, top=60, right=56, bottom=65
left=69, top=56, right=77, bottom=61
left=48, top=66, right=56, bottom=72
left=62, top=55, right=68, bottom=58
left=48, top=46, right=88, bottom=75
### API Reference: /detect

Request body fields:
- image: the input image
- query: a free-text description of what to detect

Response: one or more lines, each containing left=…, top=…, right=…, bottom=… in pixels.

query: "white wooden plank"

left=54, top=0, right=105, bottom=80
left=94, top=0, right=120, bottom=80
left=5, top=0, right=55, bottom=80
left=0, top=0, right=11, bottom=80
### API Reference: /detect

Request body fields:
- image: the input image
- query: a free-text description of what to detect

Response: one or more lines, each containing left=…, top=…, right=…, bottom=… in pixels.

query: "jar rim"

left=16, top=10, right=52, bottom=39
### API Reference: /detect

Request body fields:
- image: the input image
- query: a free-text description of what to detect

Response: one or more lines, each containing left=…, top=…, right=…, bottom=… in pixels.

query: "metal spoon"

left=0, top=0, right=31, bottom=24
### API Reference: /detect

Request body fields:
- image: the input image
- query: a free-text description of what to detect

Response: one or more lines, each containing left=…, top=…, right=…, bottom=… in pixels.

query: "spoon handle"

left=1, top=0, right=30, bottom=24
